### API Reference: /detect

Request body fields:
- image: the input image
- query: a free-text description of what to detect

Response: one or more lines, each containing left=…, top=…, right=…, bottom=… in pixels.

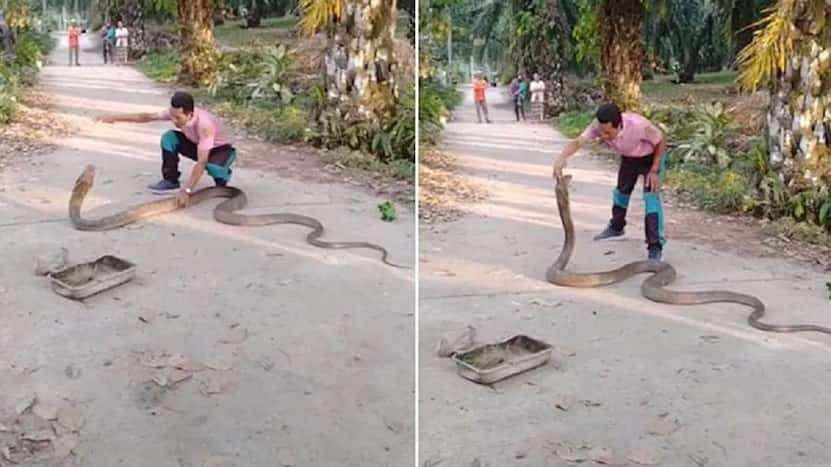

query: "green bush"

left=665, top=166, right=754, bottom=213
left=555, top=111, right=593, bottom=138
left=0, top=93, right=17, bottom=123
left=272, top=105, right=308, bottom=142
left=208, top=45, right=296, bottom=103
left=213, top=100, right=309, bottom=144
left=418, top=78, right=457, bottom=146
left=386, top=84, right=415, bottom=161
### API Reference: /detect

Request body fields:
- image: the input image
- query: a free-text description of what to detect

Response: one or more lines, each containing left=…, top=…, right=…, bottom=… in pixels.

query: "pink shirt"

left=156, top=107, right=233, bottom=152
left=580, top=112, right=663, bottom=157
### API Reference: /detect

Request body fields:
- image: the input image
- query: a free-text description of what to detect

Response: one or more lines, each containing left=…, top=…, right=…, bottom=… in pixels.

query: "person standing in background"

left=100, top=22, right=113, bottom=64
left=473, top=73, right=491, bottom=124
left=529, top=73, right=546, bottom=122
left=115, top=21, right=129, bottom=64
left=67, top=20, right=81, bottom=66
left=515, top=75, right=528, bottom=122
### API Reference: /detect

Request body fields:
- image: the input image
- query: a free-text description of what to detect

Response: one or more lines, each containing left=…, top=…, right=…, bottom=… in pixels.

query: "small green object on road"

left=378, top=201, right=396, bottom=222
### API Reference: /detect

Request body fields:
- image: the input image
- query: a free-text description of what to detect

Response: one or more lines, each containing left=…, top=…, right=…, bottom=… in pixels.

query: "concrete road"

left=0, top=33, right=414, bottom=466
left=419, top=85, right=831, bottom=466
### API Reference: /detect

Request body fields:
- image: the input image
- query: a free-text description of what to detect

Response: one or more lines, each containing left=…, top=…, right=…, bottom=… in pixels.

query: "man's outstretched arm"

left=96, top=112, right=164, bottom=124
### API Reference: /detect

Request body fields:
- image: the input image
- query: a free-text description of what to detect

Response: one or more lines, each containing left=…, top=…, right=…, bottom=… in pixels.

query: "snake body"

left=69, top=165, right=409, bottom=268
left=546, top=174, right=831, bottom=337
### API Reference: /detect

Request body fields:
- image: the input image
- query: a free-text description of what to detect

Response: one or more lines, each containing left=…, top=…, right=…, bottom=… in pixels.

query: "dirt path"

left=419, top=86, right=831, bottom=466
left=0, top=33, right=414, bottom=466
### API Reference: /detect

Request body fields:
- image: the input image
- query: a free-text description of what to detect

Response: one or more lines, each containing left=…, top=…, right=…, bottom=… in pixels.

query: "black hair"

left=596, top=103, right=622, bottom=128
left=170, top=91, right=195, bottom=114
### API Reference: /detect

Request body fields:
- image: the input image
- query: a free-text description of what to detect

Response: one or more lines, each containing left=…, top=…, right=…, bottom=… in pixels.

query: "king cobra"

left=546, top=173, right=831, bottom=337
left=68, top=165, right=409, bottom=269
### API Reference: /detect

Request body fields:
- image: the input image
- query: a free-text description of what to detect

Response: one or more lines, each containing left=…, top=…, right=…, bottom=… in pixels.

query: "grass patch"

left=554, top=111, right=593, bottom=138
left=664, top=165, right=754, bottom=213
left=209, top=99, right=311, bottom=144
left=214, top=16, right=298, bottom=47
left=321, top=147, right=414, bottom=181
left=138, top=53, right=178, bottom=82
left=642, top=71, right=737, bottom=103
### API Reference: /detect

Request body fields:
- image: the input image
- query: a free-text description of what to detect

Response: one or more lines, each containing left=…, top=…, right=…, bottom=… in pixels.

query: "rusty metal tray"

left=49, top=255, right=136, bottom=300
left=452, top=334, right=553, bottom=384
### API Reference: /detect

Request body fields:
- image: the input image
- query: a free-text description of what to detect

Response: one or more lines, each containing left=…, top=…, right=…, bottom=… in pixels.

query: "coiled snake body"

left=69, top=165, right=409, bottom=269
left=546, top=174, right=831, bottom=337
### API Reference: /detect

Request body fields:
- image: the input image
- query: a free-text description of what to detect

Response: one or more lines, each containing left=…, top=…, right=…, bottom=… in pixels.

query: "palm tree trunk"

left=766, top=4, right=830, bottom=186
left=323, top=0, right=398, bottom=126
left=538, top=0, right=566, bottom=116
left=122, top=0, right=147, bottom=60
left=177, top=0, right=217, bottom=87
left=599, top=0, right=643, bottom=111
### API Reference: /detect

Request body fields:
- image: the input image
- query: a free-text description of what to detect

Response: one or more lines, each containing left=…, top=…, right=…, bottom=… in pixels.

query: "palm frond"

left=736, top=0, right=796, bottom=92
left=298, top=0, right=343, bottom=36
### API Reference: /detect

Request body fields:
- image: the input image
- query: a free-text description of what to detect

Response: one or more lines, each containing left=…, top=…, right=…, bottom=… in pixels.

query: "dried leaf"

left=627, top=448, right=664, bottom=465
left=33, top=248, right=68, bottom=276
left=153, top=368, right=192, bottom=387
left=64, top=363, right=81, bottom=379
left=56, top=403, right=85, bottom=432
left=555, top=346, right=577, bottom=357
left=257, top=357, right=275, bottom=371
left=588, top=447, right=628, bottom=465
left=555, top=445, right=587, bottom=462
left=436, top=326, right=476, bottom=357
left=33, top=400, right=61, bottom=420
left=200, top=376, right=223, bottom=396
left=220, top=328, right=248, bottom=345
left=13, top=393, right=37, bottom=416
left=204, top=455, right=235, bottom=467
left=168, top=353, right=202, bottom=372
left=140, top=351, right=170, bottom=368
left=53, top=434, right=79, bottom=459
left=647, top=417, right=679, bottom=436
left=555, top=393, right=576, bottom=411
left=21, top=430, right=54, bottom=442
left=205, top=357, right=231, bottom=371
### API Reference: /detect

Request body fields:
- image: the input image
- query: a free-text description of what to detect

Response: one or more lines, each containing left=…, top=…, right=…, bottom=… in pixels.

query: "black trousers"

left=610, top=153, right=666, bottom=250
left=514, top=96, right=526, bottom=121
left=161, top=130, right=234, bottom=185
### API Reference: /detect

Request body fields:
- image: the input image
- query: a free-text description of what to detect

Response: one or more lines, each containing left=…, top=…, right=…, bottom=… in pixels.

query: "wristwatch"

left=184, top=187, right=193, bottom=195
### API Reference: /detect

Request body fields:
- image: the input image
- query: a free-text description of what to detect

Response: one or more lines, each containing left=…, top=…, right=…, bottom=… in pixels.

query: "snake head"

left=74, top=164, right=96, bottom=190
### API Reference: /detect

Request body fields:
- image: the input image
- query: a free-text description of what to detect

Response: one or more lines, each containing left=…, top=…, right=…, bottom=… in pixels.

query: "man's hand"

left=176, top=190, right=190, bottom=207
left=552, top=156, right=567, bottom=177
left=646, top=170, right=660, bottom=192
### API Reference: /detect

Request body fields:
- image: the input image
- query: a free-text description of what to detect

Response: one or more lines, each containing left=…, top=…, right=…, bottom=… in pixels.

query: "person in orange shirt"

left=472, top=73, right=491, bottom=124
left=67, top=20, right=81, bottom=66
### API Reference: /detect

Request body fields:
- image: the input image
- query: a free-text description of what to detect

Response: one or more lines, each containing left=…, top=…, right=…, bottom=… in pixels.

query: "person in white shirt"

left=115, top=21, right=129, bottom=64
left=529, top=73, right=546, bottom=121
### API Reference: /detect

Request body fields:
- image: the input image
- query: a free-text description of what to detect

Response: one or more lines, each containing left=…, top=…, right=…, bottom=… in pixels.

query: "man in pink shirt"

left=96, top=92, right=237, bottom=207
left=553, top=103, right=668, bottom=261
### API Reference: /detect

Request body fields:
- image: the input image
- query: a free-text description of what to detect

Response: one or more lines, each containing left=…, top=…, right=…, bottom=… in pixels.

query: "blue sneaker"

left=648, top=247, right=663, bottom=262
left=148, top=179, right=180, bottom=195
left=593, top=225, right=625, bottom=241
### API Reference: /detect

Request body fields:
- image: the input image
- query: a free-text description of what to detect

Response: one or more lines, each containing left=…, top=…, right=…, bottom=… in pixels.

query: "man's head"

left=118, top=21, right=123, bottom=27
left=170, top=91, right=195, bottom=128
left=595, top=103, right=623, bottom=142
left=70, top=20, right=77, bottom=27
left=533, top=73, right=540, bottom=81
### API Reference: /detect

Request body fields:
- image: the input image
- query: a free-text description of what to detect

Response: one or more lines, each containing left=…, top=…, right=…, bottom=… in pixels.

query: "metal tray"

left=49, top=255, right=136, bottom=300
left=452, top=334, right=553, bottom=385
